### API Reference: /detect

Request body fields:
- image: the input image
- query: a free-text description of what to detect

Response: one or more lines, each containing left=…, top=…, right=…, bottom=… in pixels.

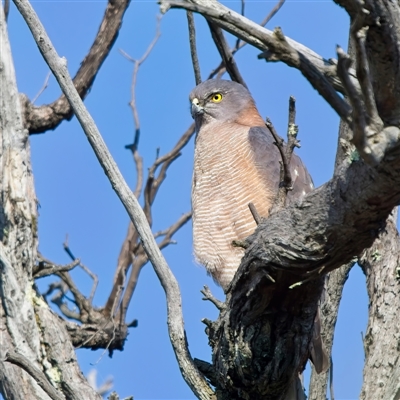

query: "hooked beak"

left=191, top=98, right=204, bottom=118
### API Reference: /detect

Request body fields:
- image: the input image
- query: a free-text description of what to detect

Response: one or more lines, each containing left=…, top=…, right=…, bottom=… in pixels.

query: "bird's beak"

left=191, top=98, right=204, bottom=118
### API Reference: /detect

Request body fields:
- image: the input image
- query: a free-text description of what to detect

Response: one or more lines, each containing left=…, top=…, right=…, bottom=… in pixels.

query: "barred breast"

left=192, top=118, right=313, bottom=291
left=192, top=121, right=276, bottom=290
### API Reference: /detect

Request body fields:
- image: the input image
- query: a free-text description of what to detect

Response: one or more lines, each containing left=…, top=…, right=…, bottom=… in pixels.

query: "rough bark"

left=12, top=0, right=216, bottom=398
left=309, top=35, right=356, bottom=397
left=359, top=210, right=400, bottom=399
left=8, top=0, right=400, bottom=399
left=158, top=1, right=400, bottom=399
left=308, top=262, right=353, bottom=399
left=0, top=7, right=101, bottom=400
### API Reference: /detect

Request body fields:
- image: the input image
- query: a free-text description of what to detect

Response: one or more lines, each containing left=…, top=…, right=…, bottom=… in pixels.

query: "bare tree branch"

left=261, top=0, right=285, bottom=27
left=200, top=285, right=224, bottom=311
left=22, top=0, right=131, bottom=134
left=4, top=351, right=64, bottom=400
left=207, top=21, right=247, bottom=88
left=336, top=16, right=397, bottom=167
left=208, top=0, right=286, bottom=79
left=14, top=1, right=215, bottom=397
left=104, top=79, right=194, bottom=321
left=160, top=0, right=355, bottom=122
left=308, top=262, right=354, bottom=399
left=103, top=22, right=163, bottom=319
left=34, top=255, right=80, bottom=278
left=62, top=238, right=99, bottom=302
left=116, top=211, right=192, bottom=323
left=31, top=71, right=51, bottom=104
left=119, top=15, right=161, bottom=137
left=187, top=11, right=202, bottom=85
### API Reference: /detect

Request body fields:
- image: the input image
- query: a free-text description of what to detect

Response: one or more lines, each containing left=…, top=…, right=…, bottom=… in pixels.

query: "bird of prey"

left=190, top=78, right=328, bottom=374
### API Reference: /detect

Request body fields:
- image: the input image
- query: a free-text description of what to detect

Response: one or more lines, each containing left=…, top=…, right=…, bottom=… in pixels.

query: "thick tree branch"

left=22, top=0, right=131, bottom=134
left=14, top=0, right=214, bottom=397
left=358, top=211, right=400, bottom=399
left=308, top=262, right=354, bottom=399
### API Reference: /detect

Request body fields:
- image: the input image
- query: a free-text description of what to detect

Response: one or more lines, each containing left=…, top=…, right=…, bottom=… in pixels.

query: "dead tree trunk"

left=0, top=7, right=101, bottom=400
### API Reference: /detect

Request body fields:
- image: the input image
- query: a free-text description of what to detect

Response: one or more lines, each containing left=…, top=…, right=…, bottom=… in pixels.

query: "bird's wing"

left=248, top=126, right=314, bottom=203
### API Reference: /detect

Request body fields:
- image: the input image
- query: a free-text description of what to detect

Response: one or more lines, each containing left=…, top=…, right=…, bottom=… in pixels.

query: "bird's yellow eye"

left=210, top=93, right=223, bottom=103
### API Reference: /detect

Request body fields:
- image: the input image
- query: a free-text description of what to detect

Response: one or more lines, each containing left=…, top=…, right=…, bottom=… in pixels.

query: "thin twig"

left=63, top=236, right=99, bottom=303
left=187, top=11, right=202, bottom=85
left=248, top=202, right=261, bottom=224
left=119, top=16, right=161, bottom=134
left=266, top=118, right=291, bottom=187
left=200, top=285, right=224, bottom=311
left=31, top=71, right=51, bottom=104
left=117, top=212, right=192, bottom=323
left=4, top=350, right=64, bottom=400
left=266, top=97, right=300, bottom=211
left=260, top=0, right=285, bottom=27
left=34, top=255, right=80, bottom=278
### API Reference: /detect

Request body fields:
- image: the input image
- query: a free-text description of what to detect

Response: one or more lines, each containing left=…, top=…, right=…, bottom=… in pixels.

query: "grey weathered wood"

left=308, top=262, right=354, bottom=399
left=9, top=0, right=400, bottom=399
left=11, top=0, right=215, bottom=398
left=359, top=210, right=400, bottom=399
left=156, top=1, right=400, bottom=399
left=0, top=5, right=102, bottom=400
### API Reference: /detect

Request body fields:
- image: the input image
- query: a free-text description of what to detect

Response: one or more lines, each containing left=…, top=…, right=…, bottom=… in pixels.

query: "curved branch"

left=22, top=0, right=131, bottom=134
left=14, top=1, right=215, bottom=398
left=4, top=351, right=64, bottom=400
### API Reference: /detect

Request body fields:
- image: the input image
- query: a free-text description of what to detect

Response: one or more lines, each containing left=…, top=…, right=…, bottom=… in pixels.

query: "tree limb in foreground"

left=13, top=0, right=215, bottom=398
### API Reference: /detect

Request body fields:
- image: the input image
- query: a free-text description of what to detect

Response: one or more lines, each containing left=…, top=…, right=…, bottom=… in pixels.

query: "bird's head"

left=189, top=79, right=260, bottom=130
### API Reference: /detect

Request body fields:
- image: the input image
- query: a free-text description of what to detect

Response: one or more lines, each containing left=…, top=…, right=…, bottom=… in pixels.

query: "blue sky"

left=6, top=1, right=367, bottom=399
